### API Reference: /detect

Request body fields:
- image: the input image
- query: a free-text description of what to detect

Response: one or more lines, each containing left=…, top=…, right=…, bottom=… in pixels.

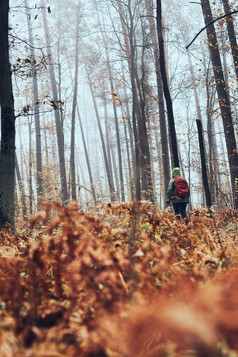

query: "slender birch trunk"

left=145, top=0, right=170, bottom=204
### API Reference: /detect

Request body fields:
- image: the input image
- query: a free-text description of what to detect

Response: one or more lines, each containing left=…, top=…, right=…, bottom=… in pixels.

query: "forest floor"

left=0, top=201, right=237, bottom=356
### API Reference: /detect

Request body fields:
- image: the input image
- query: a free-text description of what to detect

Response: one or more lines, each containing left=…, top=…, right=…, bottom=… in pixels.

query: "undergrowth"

left=0, top=201, right=237, bottom=356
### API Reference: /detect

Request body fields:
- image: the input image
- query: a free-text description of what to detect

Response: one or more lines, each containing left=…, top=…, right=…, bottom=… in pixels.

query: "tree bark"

left=86, top=66, right=116, bottom=202
left=222, top=0, right=238, bottom=82
left=70, top=4, right=80, bottom=201
left=15, top=154, right=27, bottom=218
left=201, top=0, right=238, bottom=208
left=156, top=0, right=179, bottom=169
left=196, top=119, right=212, bottom=208
left=145, top=0, right=170, bottom=205
left=117, top=1, right=141, bottom=200
left=41, top=0, right=68, bottom=204
left=95, top=3, right=125, bottom=201
left=28, top=117, right=34, bottom=215
left=0, top=0, right=15, bottom=228
left=25, top=0, right=43, bottom=206
left=77, top=108, right=97, bottom=205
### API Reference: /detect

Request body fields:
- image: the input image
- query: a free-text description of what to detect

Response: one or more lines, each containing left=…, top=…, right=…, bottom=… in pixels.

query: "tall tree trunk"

left=126, top=3, right=154, bottom=201
left=70, top=3, right=80, bottom=201
left=103, top=98, right=115, bottom=191
left=121, top=63, right=135, bottom=200
left=86, top=67, right=116, bottom=201
left=201, top=0, right=238, bottom=208
left=145, top=0, right=170, bottom=205
left=104, top=100, right=120, bottom=199
left=41, top=0, right=68, bottom=204
left=133, top=28, right=155, bottom=202
left=28, top=118, right=34, bottom=215
left=95, top=3, right=125, bottom=201
left=117, top=1, right=141, bottom=200
left=77, top=108, right=97, bottom=205
left=156, top=0, right=179, bottom=168
left=0, top=0, right=15, bottom=228
left=222, top=0, right=238, bottom=82
left=25, top=0, right=43, bottom=206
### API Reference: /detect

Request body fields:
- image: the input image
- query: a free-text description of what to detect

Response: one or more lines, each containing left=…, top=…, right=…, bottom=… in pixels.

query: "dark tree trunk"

left=201, top=0, right=238, bottom=208
left=0, top=0, right=15, bottom=228
left=222, top=0, right=238, bottom=82
left=156, top=0, right=179, bottom=168
left=41, top=0, right=68, bottom=204
left=196, top=119, right=212, bottom=208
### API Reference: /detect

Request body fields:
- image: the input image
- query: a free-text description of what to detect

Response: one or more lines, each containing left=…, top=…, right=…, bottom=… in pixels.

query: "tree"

left=222, top=0, right=238, bottom=82
left=70, top=2, right=80, bottom=201
left=85, top=64, right=116, bottom=202
left=116, top=0, right=154, bottom=202
left=25, top=0, right=43, bottom=206
left=156, top=0, right=179, bottom=168
left=145, top=0, right=170, bottom=206
left=95, top=2, right=125, bottom=201
left=196, top=119, right=212, bottom=208
left=0, top=0, right=15, bottom=228
left=41, top=0, right=69, bottom=204
left=201, top=0, right=238, bottom=208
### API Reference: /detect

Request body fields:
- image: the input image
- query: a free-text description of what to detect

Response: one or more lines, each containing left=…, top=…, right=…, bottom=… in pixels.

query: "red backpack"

left=173, top=177, right=189, bottom=200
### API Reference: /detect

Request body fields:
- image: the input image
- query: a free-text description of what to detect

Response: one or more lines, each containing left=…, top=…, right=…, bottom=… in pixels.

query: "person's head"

left=172, top=167, right=181, bottom=178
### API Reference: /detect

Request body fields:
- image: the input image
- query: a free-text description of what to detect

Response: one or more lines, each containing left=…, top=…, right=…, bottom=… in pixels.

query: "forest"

left=0, top=0, right=237, bottom=356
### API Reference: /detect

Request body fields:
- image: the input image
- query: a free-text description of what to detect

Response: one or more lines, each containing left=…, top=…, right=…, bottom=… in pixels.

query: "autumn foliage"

left=0, top=201, right=237, bottom=356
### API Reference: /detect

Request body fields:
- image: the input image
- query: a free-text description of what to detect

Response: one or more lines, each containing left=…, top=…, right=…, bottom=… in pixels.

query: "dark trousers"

left=173, top=202, right=188, bottom=225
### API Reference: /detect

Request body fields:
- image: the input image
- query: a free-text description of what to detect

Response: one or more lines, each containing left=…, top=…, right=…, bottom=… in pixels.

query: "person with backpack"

left=166, top=167, right=190, bottom=225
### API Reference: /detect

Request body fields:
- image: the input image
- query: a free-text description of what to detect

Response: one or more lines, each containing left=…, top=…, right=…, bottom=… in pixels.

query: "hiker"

left=166, top=167, right=190, bottom=225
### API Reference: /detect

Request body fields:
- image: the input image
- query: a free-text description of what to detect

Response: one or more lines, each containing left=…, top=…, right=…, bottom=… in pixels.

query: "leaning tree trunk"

left=0, top=0, right=15, bottom=228
left=41, top=0, right=68, bottom=204
left=15, top=155, right=27, bottom=218
left=156, top=0, right=179, bottom=168
left=201, top=0, right=238, bottom=208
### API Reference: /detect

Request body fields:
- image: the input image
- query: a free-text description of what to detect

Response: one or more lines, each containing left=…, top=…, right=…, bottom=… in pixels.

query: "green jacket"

left=167, top=167, right=190, bottom=203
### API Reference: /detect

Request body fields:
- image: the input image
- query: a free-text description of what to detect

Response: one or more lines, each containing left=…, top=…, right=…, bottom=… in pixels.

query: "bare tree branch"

left=186, top=10, right=238, bottom=50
